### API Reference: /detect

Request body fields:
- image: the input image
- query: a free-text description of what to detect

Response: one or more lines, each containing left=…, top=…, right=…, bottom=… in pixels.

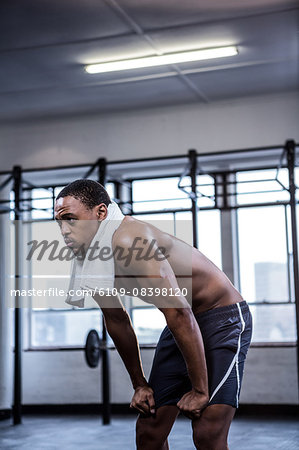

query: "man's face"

left=54, top=196, right=107, bottom=255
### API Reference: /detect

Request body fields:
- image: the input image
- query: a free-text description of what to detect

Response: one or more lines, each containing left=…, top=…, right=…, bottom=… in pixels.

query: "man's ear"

left=95, top=203, right=108, bottom=221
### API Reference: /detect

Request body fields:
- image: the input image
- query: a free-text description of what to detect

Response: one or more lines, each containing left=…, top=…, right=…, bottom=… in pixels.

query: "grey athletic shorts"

left=148, top=301, right=252, bottom=409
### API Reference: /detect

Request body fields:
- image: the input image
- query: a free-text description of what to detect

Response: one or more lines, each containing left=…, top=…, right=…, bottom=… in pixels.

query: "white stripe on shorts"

left=235, top=302, right=246, bottom=407
left=209, top=302, right=246, bottom=405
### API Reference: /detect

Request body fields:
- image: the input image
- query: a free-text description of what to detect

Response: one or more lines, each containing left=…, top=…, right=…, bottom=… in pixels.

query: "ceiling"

left=0, top=0, right=298, bottom=122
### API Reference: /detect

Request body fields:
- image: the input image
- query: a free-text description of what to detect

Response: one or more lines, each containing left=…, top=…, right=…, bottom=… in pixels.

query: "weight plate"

left=85, top=329, right=101, bottom=368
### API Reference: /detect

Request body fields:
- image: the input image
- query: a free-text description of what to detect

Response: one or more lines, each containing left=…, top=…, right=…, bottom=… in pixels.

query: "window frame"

left=19, top=160, right=298, bottom=348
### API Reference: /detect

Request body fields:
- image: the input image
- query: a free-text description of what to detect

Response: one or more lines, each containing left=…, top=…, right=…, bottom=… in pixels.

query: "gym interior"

left=0, top=1, right=299, bottom=449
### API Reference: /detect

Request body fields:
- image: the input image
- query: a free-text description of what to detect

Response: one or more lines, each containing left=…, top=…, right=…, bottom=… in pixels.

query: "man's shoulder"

left=111, top=217, right=160, bottom=274
left=112, top=216, right=153, bottom=248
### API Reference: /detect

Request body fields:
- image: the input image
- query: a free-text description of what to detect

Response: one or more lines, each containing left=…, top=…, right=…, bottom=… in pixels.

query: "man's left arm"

left=116, top=234, right=209, bottom=419
left=161, top=306, right=209, bottom=418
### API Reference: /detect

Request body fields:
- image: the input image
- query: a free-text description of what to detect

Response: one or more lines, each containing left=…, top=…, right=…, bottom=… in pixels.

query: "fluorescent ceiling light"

left=85, top=46, right=238, bottom=74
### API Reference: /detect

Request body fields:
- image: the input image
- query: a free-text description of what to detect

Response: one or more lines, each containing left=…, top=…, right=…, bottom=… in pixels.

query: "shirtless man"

left=54, top=179, right=252, bottom=450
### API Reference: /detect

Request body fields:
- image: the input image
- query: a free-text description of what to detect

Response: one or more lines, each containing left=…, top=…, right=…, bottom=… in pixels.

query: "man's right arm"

left=93, top=294, right=155, bottom=415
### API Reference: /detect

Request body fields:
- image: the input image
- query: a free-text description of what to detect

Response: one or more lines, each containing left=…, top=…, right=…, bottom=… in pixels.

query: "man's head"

left=54, top=179, right=111, bottom=254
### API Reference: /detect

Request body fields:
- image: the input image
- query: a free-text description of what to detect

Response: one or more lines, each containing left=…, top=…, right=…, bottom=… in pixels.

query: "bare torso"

left=113, top=216, right=243, bottom=315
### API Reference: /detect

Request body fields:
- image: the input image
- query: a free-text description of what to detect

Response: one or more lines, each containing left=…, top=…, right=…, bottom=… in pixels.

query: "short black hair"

left=56, top=179, right=111, bottom=209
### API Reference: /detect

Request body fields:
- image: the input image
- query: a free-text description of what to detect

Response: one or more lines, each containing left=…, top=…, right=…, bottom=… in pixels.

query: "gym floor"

left=0, top=413, right=298, bottom=450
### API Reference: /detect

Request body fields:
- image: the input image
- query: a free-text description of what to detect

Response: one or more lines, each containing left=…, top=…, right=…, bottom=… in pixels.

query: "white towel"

left=65, top=201, right=124, bottom=308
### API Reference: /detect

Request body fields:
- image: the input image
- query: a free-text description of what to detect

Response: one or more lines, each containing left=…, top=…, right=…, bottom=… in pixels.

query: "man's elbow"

left=163, top=307, right=194, bottom=331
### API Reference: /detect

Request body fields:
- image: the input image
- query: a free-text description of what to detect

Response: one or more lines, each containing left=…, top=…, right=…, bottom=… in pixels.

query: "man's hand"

left=177, top=389, right=209, bottom=420
left=130, top=386, right=156, bottom=416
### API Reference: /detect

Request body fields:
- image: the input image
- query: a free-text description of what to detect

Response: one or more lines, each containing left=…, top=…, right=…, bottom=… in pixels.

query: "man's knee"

left=136, top=415, right=163, bottom=447
left=136, top=405, right=178, bottom=449
left=136, top=416, right=153, bottom=442
left=192, top=421, right=225, bottom=449
left=192, top=405, right=234, bottom=450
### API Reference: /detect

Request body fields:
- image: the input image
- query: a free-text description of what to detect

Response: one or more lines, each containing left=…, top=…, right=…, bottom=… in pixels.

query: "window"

left=197, top=209, right=222, bottom=270
left=236, top=169, right=296, bottom=343
left=238, top=206, right=289, bottom=302
left=196, top=174, right=216, bottom=208
left=179, top=174, right=215, bottom=208
left=248, top=304, right=296, bottom=342
left=236, top=169, right=289, bottom=205
left=132, top=308, right=166, bottom=344
left=31, top=188, right=53, bottom=219
left=132, top=177, right=191, bottom=213
left=31, top=309, right=102, bottom=347
left=22, top=160, right=298, bottom=348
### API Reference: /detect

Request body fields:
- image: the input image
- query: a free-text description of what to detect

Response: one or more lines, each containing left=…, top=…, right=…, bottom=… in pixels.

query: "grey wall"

left=1, top=92, right=298, bottom=171
left=21, top=347, right=298, bottom=405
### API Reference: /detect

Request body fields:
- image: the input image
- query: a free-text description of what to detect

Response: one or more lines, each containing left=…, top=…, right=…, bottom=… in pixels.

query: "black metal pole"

left=115, top=181, right=121, bottom=204
left=188, top=150, right=198, bottom=248
left=97, top=158, right=111, bottom=425
left=128, top=181, right=133, bottom=215
left=12, top=165, right=22, bottom=425
left=101, top=328, right=110, bottom=425
left=285, top=140, right=299, bottom=391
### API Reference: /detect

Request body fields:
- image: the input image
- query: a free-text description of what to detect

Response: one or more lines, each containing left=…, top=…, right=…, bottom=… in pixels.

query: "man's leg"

left=192, top=404, right=236, bottom=450
left=136, top=405, right=179, bottom=450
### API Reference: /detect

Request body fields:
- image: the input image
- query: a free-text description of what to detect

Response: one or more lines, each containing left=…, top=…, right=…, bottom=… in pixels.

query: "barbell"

left=84, top=328, right=153, bottom=368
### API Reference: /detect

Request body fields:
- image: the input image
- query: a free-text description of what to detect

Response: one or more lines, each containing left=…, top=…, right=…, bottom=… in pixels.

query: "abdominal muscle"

left=168, top=247, right=244, bottom=315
